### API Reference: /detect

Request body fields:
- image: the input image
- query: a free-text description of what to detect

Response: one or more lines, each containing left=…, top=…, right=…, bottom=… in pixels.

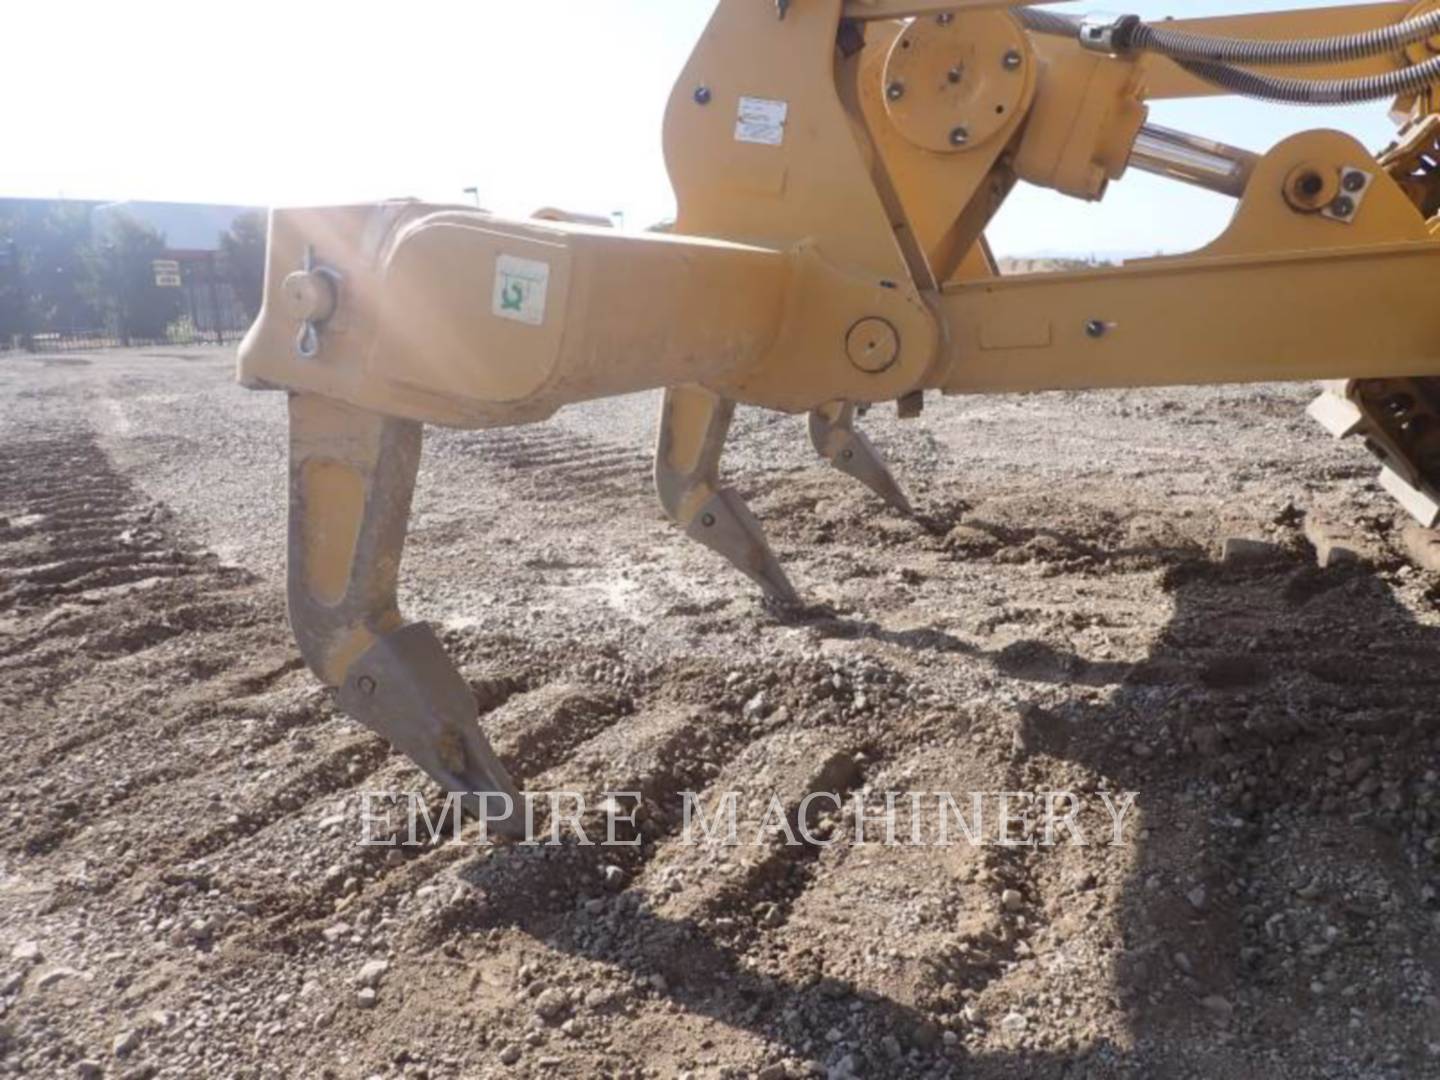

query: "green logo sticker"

left=493, top=256, right=550, bottom=326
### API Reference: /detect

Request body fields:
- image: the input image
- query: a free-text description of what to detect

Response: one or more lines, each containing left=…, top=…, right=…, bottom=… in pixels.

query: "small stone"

left=1200, top=994, right=1233, bottom=1019
left=498, top=1044, right=522, bottom=1065
left=1001, top=889, right=1024, bottom=913
left=113, top=1029, right=141, bottom=1057
left=322, top=922, right=352, bottom=943
left=1191, top=724, right=1224, bottom=756
left=1403, top=525, right=1440, bottom=572
left=1130, top=740, right=1154, bottom=759
left=1, top=971, right=23, bottom=996
left=758, top=1065, right=787, bottom=1080
left=357, top=960, right=390, bottom=988
left=11, top=941, right=41, bottom=963
left=1221, top=536, right=1281, bottom=566
left=1304, top=513, right=1376, bottom=569
left=356, top=987, right=378, bottom=1009
left=35, top=967, right=79, bottom=989
left=77, top=1061, right=103, bottom=1079
left=534, top=988, right=569, bottom=1022
left=1344, top=756, right=1375, bottom=785
left=1000, top=1012, right=1028, bottom=1034
left=648, top=973, right=668, bottom=994
left=1186, top=884, right=1208, bottom=912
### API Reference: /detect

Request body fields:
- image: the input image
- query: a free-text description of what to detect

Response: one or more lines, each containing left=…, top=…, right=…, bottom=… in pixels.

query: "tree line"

left=0, top=203, right=266, bottom=348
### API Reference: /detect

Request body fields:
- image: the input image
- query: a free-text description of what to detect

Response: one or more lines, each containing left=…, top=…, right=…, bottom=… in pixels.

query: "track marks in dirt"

left=0, top=431, right=323, bottom=871
left=444, top=427, right=651, bottom=506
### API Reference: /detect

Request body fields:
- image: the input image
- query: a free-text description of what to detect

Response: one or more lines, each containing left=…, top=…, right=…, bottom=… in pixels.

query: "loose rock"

left=357, top=959, right=390, bottom=988
left=534, top=988, right=569, bottom=1022
left=113, top=1029, right=141, bottom=1057
left=36, top=967, right=80, bottom=990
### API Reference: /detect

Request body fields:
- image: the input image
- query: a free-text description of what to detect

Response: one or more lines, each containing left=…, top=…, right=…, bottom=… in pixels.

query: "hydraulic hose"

left=1178, top=53, right=1440, bottom=105
left=1128, top=11, right=1440, bottom=67
left=1014, top=6, right=1440, bottom=105
left=1016, top=7, right=1440, bottom=68
left=1013, top=8, right=1083, bottom=38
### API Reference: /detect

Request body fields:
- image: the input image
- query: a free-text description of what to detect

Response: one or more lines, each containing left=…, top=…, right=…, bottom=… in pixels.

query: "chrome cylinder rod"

left=1128, top=123, right=1260, bottom=198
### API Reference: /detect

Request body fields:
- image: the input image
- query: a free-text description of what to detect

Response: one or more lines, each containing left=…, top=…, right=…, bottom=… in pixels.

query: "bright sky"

left=0, top=0, right=1406, bottom=256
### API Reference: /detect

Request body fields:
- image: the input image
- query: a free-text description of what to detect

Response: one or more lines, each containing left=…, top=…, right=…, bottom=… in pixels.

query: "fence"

left=0, top=256, right=254, bottom=354
left=1, top=323, right=251, bottom=354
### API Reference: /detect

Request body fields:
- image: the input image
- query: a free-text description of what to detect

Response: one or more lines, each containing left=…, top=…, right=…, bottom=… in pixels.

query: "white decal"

left=493, top=255, right=550, bottom=326
left=735, top=96, right=788, bottom=146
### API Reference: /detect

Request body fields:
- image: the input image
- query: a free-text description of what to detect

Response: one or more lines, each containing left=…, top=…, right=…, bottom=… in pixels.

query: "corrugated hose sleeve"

left=1178, top=53, right=1440, bottom=105
left=1014, top=6, right=1440, bottom=104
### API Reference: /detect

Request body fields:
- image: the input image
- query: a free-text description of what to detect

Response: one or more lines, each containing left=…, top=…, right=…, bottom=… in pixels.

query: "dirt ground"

left=3, top=346, right=1440, bottom=1080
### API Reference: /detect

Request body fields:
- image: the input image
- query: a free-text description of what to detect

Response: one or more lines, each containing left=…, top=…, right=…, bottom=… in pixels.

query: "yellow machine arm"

left=238, top=0, right=1440, bottom=824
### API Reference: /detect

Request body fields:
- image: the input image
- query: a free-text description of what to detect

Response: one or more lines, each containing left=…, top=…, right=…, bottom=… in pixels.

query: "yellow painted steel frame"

left=664, top=0, right=1440, bottom=405
left=234, top=0, right=1440, bottom=808
left=240, top=0, right=1440, bottom=423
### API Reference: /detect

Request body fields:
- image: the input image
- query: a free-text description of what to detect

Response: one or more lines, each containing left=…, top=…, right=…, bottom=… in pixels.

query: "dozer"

left=237, top=0, right=1440, bottom=834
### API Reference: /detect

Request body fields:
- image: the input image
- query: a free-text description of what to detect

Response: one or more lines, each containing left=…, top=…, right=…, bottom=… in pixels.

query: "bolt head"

left=1342, top=171, right=1368, bottom=193
left=949, top=126, right=969, bottom=147
left=937, top=12, right=954, bottom=25
left=1332, top=195, right=1356, bottom=217
left=357, top=675, right=377, bottom=697
left=886, top=81, right=905, bottom=101
left=1085, top=320, right=1108, bottom=339
left=1003, top=49, right=1024, bottom=70
left=693, top=86, right=712, bottom=106
left=701, top=512, right=717, bottom=528
left=281, top=270, right=337, bottom=324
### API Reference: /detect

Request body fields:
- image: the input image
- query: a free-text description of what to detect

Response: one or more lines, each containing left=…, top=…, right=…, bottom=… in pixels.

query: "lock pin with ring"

left=282, top=245, right=344, bottom=359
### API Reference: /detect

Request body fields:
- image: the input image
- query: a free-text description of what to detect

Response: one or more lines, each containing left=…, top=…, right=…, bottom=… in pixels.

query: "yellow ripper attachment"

left=1309, top=379, right=1440, bottom=526
left=239, top=0, right=1440, bottom=812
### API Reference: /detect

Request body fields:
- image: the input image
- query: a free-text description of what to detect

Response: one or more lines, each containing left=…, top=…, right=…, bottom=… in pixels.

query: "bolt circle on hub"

left=882, top=10, right=1033, bottom=154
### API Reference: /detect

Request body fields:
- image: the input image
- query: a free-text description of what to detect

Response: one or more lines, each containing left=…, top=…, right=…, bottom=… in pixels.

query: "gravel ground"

left=3, top=346, right=1440, bottom=1079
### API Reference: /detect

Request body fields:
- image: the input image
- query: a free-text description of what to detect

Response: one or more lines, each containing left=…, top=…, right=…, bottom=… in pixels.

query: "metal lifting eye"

left=297, top=321, right=321, bottom=360
left=285, top=245, right=342, bottom=360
